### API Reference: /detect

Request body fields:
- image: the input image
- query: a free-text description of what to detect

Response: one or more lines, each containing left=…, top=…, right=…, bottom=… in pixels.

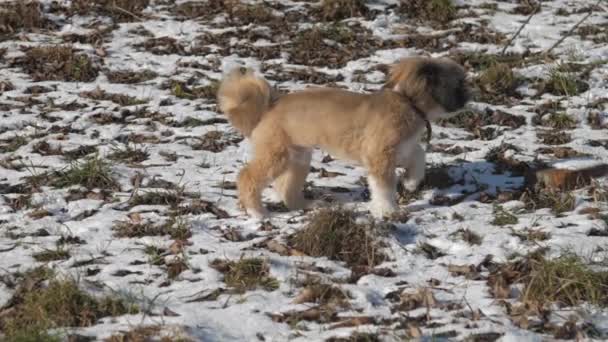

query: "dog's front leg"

left=367, top=172, right=398, bottom=219
left=402, top=143, right=426, bottom=192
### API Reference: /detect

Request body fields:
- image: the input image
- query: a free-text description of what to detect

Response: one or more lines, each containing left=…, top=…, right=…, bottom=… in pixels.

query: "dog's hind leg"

left=237, top=131, right=290, bottom=219
left=273, top=147, right=312, bottom=210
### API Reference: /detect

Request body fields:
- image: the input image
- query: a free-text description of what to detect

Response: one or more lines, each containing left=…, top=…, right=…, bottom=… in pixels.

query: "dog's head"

left=383, top=57, right=470, bottom=120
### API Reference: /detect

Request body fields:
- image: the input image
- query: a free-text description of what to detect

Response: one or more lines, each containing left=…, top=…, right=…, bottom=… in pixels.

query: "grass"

left=0, top=1, right=45, bottom=34
left=106, top=69, right=157, bottom=84
left=113, top=215, right=192, bottom=240
left=522, top=254, right=608, bottom=307
left=18, top=45, right=98, bottom=82
left=317, top=0, right=369, bottom=21
left=543, top=112, right=578, bottom=130
left=491, top=205, right=519, bottom=226
left=476, top=62, right=520, bottom=97
left=169, top=80, right=218, bottom=100
left=71, top=0, right=150, bottom=22
left=108, top=144, right=149, bottom=163
left=544, top=67, right=588, bottom=96
left=210, top=257, right=279, bottom=294
left=106, top=325, right=193, bottom=342
left=0, top=135, right=28, bottom=153
left=50, top=156, right=119, bottom=190
left=33, top=246, right=71, bottom=262
left=399, top=0, right=456, bottom=26
left=289, top=207, right=387, bottom=268
left=81, top=87, right=148, bottom=106
left=538, top=130, right=572, bottom=145
left=521, top=188, right=576, bottom=215
left=129, top=190, right=183, bottom=208
left=1, top=268, right=138, bottom=340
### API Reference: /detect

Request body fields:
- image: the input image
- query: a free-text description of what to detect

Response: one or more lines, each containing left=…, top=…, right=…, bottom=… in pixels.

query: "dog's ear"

left=417, top=62, right=441, bottom=86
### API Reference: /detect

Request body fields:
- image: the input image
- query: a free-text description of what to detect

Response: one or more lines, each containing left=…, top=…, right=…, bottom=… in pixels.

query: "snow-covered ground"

left=0, top=0, right=607, bottom=341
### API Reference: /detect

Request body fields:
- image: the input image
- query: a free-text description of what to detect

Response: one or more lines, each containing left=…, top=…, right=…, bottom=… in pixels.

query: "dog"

left=217, top=56, right=470, bottom=219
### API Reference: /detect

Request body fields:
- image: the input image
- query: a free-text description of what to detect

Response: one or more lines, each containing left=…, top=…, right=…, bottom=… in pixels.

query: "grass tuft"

left=210, top=257, right=279, bottom=293
left=51, top=156, right=119, bottom=190
left=491, top=205, right=519, bottom=226
left=33, top=246, right=71, bottom=262
left=17, top=45, right=98, bottom=82
left=1, top=268, right=138, bottom=340
left=317, top=0, right=369, bottom=21
left=0, top=1, right=46, bottom=34
left=399, top=0, right=457, bottom=26
left=523, top=254, right=608, bottom=307
left=289, top=207, right=387, bottom=267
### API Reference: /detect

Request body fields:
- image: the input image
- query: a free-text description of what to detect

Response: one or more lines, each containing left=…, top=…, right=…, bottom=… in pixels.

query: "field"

left=1, top=0, right=608, bottom=341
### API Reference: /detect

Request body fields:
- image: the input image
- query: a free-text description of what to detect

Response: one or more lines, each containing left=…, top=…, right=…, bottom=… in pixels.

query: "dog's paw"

left=402, top=178, right=422, bottom=192
left=247, top=207, right=269, bottom=220
left=369, top=201, right=397, bottom=219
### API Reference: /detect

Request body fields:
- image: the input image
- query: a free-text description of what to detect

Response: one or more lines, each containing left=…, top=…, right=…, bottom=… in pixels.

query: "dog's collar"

left=400, top=93, right=432, bottom=144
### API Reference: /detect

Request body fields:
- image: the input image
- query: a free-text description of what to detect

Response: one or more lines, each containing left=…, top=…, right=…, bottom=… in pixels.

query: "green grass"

left=1, top=268, right=138, bottom=340
left=108, top=144, right=149, bottom=163
left=51, top=156, right=119, bottom=190
left=491, top=205, right=519, bottom=226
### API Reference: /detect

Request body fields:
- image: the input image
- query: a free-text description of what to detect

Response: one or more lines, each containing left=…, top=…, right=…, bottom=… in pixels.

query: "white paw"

left=403, top=178, right=422, bottom=192
left=369, top=200, right=397, bottom=219
left=248, top=208, right=269, bottom=220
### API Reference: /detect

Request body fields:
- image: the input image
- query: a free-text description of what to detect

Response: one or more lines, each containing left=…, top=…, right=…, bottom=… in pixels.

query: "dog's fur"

left=217, top=57, right=470, bottom=219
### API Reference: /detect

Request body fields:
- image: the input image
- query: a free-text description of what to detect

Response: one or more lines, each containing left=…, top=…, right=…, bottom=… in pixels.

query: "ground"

left=0, top=0, right=608, bottom=341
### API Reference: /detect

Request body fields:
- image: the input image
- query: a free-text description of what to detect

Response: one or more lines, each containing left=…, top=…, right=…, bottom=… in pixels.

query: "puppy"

left=217, top=57, right=470, bottom=219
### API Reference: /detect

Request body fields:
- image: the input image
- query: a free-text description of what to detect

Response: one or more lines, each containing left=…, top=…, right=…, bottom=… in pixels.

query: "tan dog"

left=217, top=57, right=470, bottom=219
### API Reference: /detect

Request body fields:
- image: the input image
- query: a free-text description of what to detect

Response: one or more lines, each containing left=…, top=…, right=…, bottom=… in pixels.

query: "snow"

left=0, top=0, right=608, bottom=341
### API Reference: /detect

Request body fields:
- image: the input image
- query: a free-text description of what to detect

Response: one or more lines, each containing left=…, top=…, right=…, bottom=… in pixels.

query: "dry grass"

left=289, top=208, right=387, bottom=268
left=476, top=62, right=521, bottom=102
left=521, top=188, right=576, bottom=215
left=0, top=1, right=46, bottom=34
left=399, top=0, right=457, bottom=26
left=316, top=0, right=369, bottom=21
left=81, top=87, right=149, bottom=106
left=32, top=246, right=71, bottom=262
left=210, top=257, right=279, bottom=293
left=71, top=0, right=150, bottom=22
left=113, top=216, right=192, bottom=240
left=108, top=144, right=150, bottom=163
left=0, top=267, right=138, bottom=340
left=106, top=69, right=157, bottom=84
left=16, top=45, right=98, bottom=82
left=491, top=252, right=608, bottom=307
left=105, top=325, right=193, bottom=342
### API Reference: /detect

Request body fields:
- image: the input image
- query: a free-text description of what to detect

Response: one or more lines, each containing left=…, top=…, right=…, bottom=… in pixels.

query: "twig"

left=545, top=0, right=601, bottom=56
left=111, top=4, right=145, bottom=22
left=501, top=3, right=541, bottom=55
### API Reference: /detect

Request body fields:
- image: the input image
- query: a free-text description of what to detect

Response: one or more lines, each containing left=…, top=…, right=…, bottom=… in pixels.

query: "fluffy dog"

left=217, top=56, right=470, bottom=219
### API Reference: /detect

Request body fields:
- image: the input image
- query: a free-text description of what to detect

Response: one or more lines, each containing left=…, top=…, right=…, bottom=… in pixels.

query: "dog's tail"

left=217, top=67, right=274, bottom=137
